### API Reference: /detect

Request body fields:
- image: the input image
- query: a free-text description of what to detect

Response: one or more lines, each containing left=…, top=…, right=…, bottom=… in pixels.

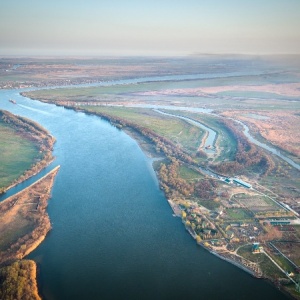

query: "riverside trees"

left=0, top=260, right=41, bottom=300
left=159, top=159, right=194, bottom=197
left=212, top=119, right=275, bottom=176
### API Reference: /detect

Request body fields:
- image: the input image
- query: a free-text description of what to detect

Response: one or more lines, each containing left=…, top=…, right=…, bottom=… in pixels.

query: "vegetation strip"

left=0, top=110, right=56, bottom=194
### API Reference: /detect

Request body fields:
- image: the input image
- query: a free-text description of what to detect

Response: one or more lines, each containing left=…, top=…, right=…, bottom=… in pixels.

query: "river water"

left=0, top=86, right=289, bottom=299
left=234, top=120, right=300, bottom=171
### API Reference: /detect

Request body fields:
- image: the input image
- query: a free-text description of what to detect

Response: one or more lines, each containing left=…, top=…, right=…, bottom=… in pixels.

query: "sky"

left=1, top=0, right=300, bottom=56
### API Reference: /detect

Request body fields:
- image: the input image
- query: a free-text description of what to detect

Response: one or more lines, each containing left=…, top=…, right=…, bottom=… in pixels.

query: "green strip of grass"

left=164, top=110, right=237, bottom=161
left=226, top=208, right=252, bottom=220
left=0, top=123, right=39, bottom=189
left=178, top=165, right=204, bottom=181
left=83, top=106, right=204, bottom=153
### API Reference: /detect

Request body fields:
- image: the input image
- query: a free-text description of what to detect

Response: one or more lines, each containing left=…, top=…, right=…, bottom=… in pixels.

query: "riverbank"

left=167, top=199, right=263, bottom=278
left=0, top=166, right=60, bottom=265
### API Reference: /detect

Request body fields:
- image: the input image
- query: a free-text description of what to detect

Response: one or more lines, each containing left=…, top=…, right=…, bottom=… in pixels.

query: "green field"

left=83, top=106, right=204, bottom=153
left=197, top=199, right=220, bottom=210
left=0, top=123, right=39, bottom=189
left=178, top=165, right=204, bottom=181
left=165, top=111, right=237, bottom=162
left=226, top=208, right=253, bottom=220
left=237, top=244, right=284, bottom=278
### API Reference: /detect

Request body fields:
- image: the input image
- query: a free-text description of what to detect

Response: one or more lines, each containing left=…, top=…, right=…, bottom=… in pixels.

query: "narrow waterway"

left=0, top=86, right=289, bottom=300
left=125, top=103, right=300, bottom=170
left=234, top=119, right=300, bottom=171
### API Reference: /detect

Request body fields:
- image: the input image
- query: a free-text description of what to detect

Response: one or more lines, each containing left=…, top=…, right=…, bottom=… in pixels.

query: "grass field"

left=0, top=167, right=59, bottom=266
left=164, top=111, right=238, bottom=162
left=237, top=244, right=283, bottom=278
left=226, top=208, right=253, bottom=220
left=233, top=193, right=281, bottom=212
left=178, top=165, right=204, bottom=181
left=0, top=123, right=39, bottom=189
left=0, top=222, right=33, bottom=252
left=197, top=199, right=220, bottom=210
left=83, top=106, right=204, bottom=152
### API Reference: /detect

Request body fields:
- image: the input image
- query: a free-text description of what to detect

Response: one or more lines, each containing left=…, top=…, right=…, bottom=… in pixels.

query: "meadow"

left=82, top=106, right=205, bottom=153
left=0, top=122, right=38, bottom=189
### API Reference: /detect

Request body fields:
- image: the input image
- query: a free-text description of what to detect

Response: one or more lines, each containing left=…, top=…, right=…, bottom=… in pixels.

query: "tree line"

left=0, top=260, right=41, bottom=300
left=212, top=119, right=275, bottom=176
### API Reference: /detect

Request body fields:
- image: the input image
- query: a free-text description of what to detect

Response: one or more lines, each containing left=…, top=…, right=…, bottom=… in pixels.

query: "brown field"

left=0, top=166, right=59, bottom=265
left=273, top=241, right=300, bottom=267
left=0, top=57, right=215, bottom=89
left=221, top=110, right=300, bottom=159
left=138, top=83, right=300, bottom=97
left=234, top=193, right=280, bottom=213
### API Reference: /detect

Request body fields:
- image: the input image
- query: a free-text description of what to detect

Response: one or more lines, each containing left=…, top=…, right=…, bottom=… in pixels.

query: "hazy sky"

left=1, top=0, right=300, bottom=56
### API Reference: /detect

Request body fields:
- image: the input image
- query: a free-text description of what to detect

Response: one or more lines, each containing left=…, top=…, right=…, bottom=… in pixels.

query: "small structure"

left=269, top=220, right=291, bottom=226
left=226, top=230, right=234, bottom=239
left=233, top=178, right=252, bottom=189
left=216, top=206, right=223, bottom=216
left=252, top=242, right=263, bottom=254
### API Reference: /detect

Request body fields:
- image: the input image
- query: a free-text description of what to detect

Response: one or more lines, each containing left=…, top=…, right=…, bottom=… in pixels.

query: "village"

left=169, top=171, right=300, bottom=290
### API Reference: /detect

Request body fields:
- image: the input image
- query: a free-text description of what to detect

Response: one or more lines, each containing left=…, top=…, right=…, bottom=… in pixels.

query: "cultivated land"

left=3, top=55, right=300, bottom=298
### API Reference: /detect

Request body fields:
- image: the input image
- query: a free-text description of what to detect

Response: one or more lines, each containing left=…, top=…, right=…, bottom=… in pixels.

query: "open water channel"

left=0, top=83, right=290, bottom=299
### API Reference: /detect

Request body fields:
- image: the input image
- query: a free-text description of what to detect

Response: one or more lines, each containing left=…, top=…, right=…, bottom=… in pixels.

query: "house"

left=233, top=178, right=252, bottom=188
left=252, top=242, right=263, bottom=253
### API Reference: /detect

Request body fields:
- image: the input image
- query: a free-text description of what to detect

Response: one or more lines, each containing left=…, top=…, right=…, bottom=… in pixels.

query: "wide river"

left=0, top=85, right=288, bottom=299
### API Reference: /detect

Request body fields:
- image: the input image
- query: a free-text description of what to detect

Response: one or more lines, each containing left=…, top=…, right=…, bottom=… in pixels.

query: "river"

left=234, top=120, right=300, bottom=171
left=0, top=85, right=289, bottom=299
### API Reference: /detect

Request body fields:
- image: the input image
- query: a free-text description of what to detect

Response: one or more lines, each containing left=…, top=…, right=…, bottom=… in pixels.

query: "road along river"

left=0, top=84, right=288, bottom=300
